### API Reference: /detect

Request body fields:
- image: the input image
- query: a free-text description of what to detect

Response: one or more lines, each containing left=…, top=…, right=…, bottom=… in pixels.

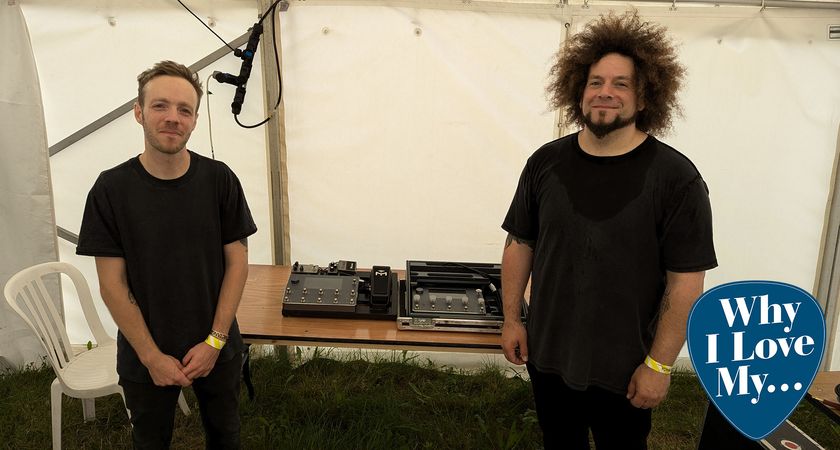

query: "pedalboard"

left=282, top=260, right=399, bottom=320
left=397, top=260, right=527, bottom=333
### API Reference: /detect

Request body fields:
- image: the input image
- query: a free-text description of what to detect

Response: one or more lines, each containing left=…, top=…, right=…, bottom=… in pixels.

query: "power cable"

left=205, top=73, right=216, bottom=159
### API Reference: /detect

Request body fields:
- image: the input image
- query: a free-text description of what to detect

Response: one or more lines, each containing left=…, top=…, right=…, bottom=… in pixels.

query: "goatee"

left=583, top=111, right=637, bottom=139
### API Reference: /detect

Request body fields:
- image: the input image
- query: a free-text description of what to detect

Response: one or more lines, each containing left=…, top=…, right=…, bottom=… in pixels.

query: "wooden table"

left=806, top=371, right=840, bottom=424
left=237, top=264, right=503, bottom=353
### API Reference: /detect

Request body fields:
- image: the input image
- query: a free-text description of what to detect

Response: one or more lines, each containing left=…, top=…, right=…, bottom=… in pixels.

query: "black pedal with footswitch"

left=369, top=266, right=392, bottom=309
left=282, top=260, right=399, bottom=320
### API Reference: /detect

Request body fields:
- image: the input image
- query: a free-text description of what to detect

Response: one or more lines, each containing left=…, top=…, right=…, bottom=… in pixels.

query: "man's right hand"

left=144, top=352, right=192, bottom=387
left=501, top=320, right=529, bottom=365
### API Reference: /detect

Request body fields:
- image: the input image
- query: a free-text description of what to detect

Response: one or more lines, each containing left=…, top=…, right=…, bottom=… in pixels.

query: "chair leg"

left=81, top=398, right=96, bottom=422
left=50, top=379, right=62, bottom=450
left=177, top=391, right=191, bottom=416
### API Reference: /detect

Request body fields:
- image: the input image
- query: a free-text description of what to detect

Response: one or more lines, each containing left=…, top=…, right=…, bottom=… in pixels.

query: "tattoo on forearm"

left=128, top=291, right=137, bottom=305
left=505, top=233, right=535, bottom=250
left=239, top=238, right=248, bottom=249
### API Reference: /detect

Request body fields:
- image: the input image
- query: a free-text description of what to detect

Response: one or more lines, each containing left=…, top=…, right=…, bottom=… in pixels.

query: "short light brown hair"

left=137, top=60, right=203, bottom=109
left=547, top=11, right=686, bottom=136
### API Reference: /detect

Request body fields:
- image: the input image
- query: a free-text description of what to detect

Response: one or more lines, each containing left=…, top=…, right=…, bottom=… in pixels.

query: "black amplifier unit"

left=281, top=260, right=399, bottom=320
left=397, top=260, right=527, bottom=333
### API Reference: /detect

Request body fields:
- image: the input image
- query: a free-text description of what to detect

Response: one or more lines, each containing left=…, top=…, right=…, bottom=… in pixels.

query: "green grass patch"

left=1, top=352, right=838, bottom=449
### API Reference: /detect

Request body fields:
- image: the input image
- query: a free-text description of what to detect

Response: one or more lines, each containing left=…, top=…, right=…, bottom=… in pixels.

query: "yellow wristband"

left=644, top=355, right=672, bottom=375
left=204, top=334, right=225, bottom=350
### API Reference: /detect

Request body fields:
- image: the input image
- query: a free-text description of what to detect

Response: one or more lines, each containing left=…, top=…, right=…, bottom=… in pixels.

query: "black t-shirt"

left=502, top=132, right=717, bottom=393
left=77, top=151, right=257, bottom=383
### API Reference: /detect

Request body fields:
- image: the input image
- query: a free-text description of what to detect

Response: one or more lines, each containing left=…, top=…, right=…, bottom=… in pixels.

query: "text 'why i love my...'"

left=706, top=295, right=815, bottom=404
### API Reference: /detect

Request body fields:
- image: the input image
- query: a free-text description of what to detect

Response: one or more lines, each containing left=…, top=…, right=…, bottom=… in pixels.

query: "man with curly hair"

left=500, top=12, right=717, bottom=449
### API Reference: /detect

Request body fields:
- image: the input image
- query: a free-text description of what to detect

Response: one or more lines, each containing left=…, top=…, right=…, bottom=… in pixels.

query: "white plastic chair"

left=4, top=261, right=190, bottom=449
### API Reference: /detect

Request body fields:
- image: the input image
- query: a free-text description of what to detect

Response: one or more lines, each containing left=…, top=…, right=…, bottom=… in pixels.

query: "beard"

left=140, top=115, right=191, bottom=155
left=582, top=110, right=637, bottom=139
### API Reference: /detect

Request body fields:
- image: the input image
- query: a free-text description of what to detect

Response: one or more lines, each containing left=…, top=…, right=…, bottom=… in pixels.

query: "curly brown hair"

left=137, top=60, right=203, bottom=109
left=547, top=11, right=685, bottom=136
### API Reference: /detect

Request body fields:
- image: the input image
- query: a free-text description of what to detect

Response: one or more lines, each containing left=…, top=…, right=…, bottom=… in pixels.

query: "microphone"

left=213, top=22, right=264, bottom=115
left=211, top=71, right=238, bottom=85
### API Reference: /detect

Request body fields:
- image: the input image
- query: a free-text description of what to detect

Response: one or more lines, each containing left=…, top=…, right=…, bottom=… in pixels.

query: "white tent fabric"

left=0, top=3, right=59, bottom=370
left=282, top=6, right=564, bottom=267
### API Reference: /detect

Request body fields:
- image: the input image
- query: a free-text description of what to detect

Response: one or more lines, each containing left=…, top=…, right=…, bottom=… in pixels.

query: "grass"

left=0, top=349, right=838, bottom=449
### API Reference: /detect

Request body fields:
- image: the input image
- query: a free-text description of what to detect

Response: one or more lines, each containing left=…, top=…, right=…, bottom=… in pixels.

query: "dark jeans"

left=527, top=362, right=651, bottom=450
left=120, top=353, right=242, bottom=450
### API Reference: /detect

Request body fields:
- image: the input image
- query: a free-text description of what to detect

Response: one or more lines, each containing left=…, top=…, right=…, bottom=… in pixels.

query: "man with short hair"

left=500, top=12, right=717, bottom=449
left=77, top=60, right=256, bottom=449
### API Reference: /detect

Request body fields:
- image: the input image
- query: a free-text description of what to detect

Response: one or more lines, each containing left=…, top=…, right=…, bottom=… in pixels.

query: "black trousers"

left=119, top=353, right=242, bottom=450
left=527, top=362, right=651, bottom=450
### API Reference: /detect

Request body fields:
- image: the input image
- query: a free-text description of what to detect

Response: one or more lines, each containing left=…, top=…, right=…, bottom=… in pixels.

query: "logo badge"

left=687, top=281, right=825, bottom=440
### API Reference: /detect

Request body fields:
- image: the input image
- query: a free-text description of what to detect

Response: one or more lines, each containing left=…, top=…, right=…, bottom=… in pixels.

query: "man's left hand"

left=181, top=341, right=221, bottom=380
left=626, top=363, right=671, bottom=409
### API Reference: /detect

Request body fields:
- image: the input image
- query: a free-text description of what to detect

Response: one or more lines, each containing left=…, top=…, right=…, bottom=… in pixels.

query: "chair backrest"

left=3, top=261, right=114, bottom=377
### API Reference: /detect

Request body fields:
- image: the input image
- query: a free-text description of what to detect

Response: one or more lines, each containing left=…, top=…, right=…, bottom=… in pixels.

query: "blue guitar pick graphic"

left=687, top=280, right=825, bottom=441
